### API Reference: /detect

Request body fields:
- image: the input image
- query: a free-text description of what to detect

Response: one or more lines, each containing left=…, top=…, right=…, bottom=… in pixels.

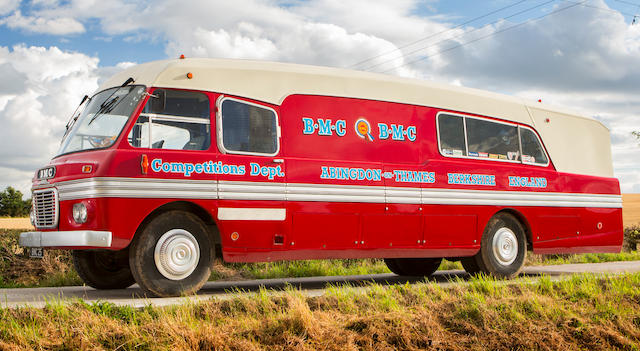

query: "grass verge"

left=1, top=273, right=640, bottom=350
left=1, top=228, right=639, bottom=288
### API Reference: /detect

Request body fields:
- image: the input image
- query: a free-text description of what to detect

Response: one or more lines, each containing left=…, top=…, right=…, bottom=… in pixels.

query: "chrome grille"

left=33, top=188, right=59, bottom=229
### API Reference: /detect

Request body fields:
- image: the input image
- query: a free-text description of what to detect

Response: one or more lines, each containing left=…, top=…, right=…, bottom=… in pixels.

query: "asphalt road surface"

left=2, top=261, right=639, bottom=309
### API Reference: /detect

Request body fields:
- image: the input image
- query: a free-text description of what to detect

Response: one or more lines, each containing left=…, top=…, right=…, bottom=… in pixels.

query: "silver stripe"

left=420, top=188, right=621, bottom=208
left=218, top=181, right=285, bottom=201
left=57, top=177, right=217, bottom=201
left=52, top=177, right=622, bottom=208
left=286, top=183, right=385, bottom=203
left=385, top=187, right=421, bottom=204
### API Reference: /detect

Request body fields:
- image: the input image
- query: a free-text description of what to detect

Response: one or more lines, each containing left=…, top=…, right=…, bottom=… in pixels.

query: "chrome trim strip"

left=421, top=188, right=621, bottom=208
left=19, top=230, right=112, bottom=247
left=385, top=187, right=421, bottom=204
left=57, top=177, right=217, bottom=201
left=218, top=207, right=286, bottom=221
left=286, top=183, right=386, bottom=203
left=51, top=177, right=622, bottom=208
left=218, top=181, right=286, bottom=201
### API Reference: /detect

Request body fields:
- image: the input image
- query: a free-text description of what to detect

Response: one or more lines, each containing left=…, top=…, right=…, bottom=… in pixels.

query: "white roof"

left=99, top=58, right=613, bottom=178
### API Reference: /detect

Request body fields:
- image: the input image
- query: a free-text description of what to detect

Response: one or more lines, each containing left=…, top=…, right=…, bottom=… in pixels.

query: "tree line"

left=0, top=187, right=31, bottom=217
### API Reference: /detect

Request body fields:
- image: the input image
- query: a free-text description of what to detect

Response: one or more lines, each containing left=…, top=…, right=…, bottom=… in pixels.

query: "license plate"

left=28, top=247, right=44, bottom=259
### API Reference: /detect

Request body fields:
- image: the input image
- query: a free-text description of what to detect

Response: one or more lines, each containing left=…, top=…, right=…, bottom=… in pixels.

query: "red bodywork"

left=35, top=88, right=624, bottom=262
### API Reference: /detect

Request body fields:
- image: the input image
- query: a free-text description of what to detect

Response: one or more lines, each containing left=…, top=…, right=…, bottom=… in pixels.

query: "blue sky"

left=2, top=0, right=638, bottom=66
left=0, top=0, right=639, bottom=194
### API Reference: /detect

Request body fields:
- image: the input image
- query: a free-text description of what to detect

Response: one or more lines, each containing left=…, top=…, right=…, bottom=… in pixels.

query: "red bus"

left=20, top=58, right=623, bottom=297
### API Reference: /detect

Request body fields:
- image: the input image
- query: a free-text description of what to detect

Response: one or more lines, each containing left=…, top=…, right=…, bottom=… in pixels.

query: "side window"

left=438, top=114, right=467, bottom=156
left=520, top=127, right=548, bottom=165
left=466, top=118, right=519, bottom=161
left=128, top=89, right=211, bottom=150
left=219, top=98, right=278, bottom=155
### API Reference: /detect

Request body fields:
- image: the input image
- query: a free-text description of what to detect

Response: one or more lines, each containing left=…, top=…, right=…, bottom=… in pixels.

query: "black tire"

left=72, top=249, right=135, bottom=289
left=474, top=213, right=527, bottom=278
left=383, top=258, right=403, bottom=275
left=129, top=210, right=215, bottom=297
left=384, top=257, right=442, bottom=277
left=460, top=256, right=482, bottom=275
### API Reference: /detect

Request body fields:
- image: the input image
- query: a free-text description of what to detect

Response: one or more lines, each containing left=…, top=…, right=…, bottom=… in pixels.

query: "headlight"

left=72, top=203, right=88, bottom=224
left=30, top=208, right=36, bottom=226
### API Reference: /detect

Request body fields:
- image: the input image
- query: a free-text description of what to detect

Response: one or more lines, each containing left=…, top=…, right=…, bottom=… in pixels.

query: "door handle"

left=272, top=158, right=284, bottom=164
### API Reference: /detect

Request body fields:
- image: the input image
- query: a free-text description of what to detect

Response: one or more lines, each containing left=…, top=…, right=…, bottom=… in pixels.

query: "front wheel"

left=129, top=210, right=215, bottom=297
left=472, top=213, right=527, bottom=278
left=384, top=257, right=442, bottom=277
left=72, top=249, right=135, bottom=289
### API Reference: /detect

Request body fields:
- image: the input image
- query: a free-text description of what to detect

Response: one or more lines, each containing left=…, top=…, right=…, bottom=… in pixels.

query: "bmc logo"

left=37, top=167, right=55, bottom=180
left=378, top=123, right=416, bottom=142
left=302, top=117, right=416, bottom=142
left=302, top=118, right=346, bottom=136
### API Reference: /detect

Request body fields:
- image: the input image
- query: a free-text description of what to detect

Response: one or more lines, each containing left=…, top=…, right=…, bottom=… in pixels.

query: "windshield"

left=57, top=85, right=146, bottom=156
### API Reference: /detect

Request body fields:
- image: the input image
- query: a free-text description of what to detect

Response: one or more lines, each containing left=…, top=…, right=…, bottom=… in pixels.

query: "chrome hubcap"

left=492, top=227, right=518, bottom=266
left=154, top=229, right=200, bottom=280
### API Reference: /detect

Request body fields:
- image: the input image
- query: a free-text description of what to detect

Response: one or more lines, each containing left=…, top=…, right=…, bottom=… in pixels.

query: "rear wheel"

left=460, top=256, right=482, bottom=275
left=471, top=213, right=527, bottom=278
left=129, top=210, right=215, bottom=297
left=72, top=249, right=135, bottom=289
left=384, top=257, right=442, bottom=277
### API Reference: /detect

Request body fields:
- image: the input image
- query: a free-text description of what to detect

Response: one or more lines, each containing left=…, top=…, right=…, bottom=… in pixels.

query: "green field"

left=1, top=273, right=640, bottom=350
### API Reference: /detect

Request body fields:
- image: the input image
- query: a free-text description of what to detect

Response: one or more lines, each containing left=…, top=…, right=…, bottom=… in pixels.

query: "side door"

left=214, top=96, right=287, bottom=250
left=126, top=87, right=217, bottom=198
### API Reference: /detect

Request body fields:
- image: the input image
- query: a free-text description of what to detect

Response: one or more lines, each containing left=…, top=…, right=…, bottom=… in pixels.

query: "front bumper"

left=19, top=231, right=112, bottom=248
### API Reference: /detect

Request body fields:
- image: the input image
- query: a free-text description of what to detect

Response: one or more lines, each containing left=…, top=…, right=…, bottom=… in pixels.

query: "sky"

left=0, top=0, right=639, bottom=196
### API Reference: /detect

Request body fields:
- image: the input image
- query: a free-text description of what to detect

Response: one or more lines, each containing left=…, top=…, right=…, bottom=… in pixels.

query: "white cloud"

left=0, top=0, right=20, bottom=16
left=0, top=10, right=85, bottom=35
left=166, top=26, right=278, bottom=60
left=0, top=45, right=103, bottom=194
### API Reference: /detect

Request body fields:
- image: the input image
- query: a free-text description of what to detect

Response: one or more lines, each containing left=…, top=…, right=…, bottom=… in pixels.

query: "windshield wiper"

left=87, top=77, right=135, bottom=126
left=61, top=95, right=90, bottom=141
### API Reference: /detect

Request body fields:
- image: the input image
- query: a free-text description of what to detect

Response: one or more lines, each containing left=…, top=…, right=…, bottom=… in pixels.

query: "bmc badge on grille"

left=37, top=166, right=56, bottom=180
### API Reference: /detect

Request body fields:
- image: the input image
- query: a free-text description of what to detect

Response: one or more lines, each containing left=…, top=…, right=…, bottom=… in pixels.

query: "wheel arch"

left=132, top=201, right=221, bottom=255
left=494, top=208, right=534, bottom=251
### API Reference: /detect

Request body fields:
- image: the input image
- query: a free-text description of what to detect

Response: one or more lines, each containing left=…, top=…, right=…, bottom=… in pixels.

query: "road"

left=2, top=261, right=639, bottom=309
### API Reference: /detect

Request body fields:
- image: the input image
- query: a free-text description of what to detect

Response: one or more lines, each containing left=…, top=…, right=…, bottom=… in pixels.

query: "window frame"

left=216, top=95, right=281, bottom=157
left=127, top=87, right=213, bottom=151
left=518, top=125, right=550, bottom=167
left=436, top=111, right=550, bottom=167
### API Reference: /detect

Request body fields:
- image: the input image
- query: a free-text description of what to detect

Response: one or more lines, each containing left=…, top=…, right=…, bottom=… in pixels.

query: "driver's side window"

left=128, top=89, right=211, bottom=151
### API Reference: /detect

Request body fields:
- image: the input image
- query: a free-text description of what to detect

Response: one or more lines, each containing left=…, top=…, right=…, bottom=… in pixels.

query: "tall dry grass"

left=1, top=273, right=639, bottom=350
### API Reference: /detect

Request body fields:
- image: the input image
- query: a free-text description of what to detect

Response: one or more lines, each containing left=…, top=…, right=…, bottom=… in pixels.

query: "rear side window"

left=128, top=89, right=211, bottom=150
left=438, top=114, right=467, bottom=156
left=219, top=98, right=279, bottom=155
left=437, top=112, right=549, bottom=166
left=520, top=127, right=548, bottom=165
left=466, top=118, right=519, bottom=161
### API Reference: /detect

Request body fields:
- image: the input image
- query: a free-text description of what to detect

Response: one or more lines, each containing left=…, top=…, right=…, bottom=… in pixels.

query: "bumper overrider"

left=19, top=231, right=112, bottom=248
